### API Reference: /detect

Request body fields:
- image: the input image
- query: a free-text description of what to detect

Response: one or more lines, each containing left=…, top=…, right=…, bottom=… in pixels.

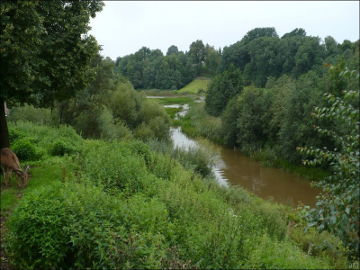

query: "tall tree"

left=205, top=67, right=243, bottom=116
left=0, top=0, right=103, bottom=148
left=188, top=40, right=206, bottom=75
left=166, top=45, right=179, bottom=56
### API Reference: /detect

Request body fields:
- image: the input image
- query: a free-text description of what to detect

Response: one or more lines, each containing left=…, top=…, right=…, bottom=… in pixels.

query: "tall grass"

left=2, top=122, right=348, bottom=269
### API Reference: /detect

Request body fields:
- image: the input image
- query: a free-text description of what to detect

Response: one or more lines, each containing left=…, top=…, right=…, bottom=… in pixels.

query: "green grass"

left=139, top=89, right=187, bottom=96
left=0, top=159, right=64, bottom=216
left=0, top=187, right=18, bottom=213
left=153, top=96, right=193, bottom=105
left=164, top=107, right=182, bottom=119
left=178, top=77, right=211, bottom=94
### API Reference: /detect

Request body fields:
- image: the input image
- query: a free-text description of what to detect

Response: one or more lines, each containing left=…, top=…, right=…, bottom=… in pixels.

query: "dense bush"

left=57, top=58, right=170, bottom=142
left=81, top=141, right=149, bottom=194
left=8, top=104, right=58, bottom=126
left=9, top=121, right=83, bottom=160
left=5, top=183, right=170, bottom=270
left=49, top=140, right=76, bottom=156
left=147, top=139, right=214, bottom=178
left=12, top=138, right=42, bottom=161
left=180, top=103, right=223, bottom=144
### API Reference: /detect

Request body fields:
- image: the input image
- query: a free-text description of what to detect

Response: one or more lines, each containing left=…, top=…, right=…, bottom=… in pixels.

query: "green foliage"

left=179, top=103, right=223, bottom=144
left=116, top=41, right=220, bottom=90
left=0, top=0, right=103, bottom=105
left=147, top=139, right=214, bottom=179
left=298, top=69, right=359, bottom=257
left=8, top=104, right=58, bottom=126
left=81, top=141, right=148, bottom=194
left=9, top=121, right=83, bottom=160
left=97, top=106, right=133, bottom=141
left=49, top=140, right=76, bottom=156
left=116, top=46, right=195, bottom=90
left=12, top=138, right=42, bottom=161
left=244, top=233, right=329, bottom=269
left=205, top=67, right=243, bottom=116
left=290, top=227, right=347, bottom=268
left=0, top=187, right=18, bottom=213
left=58, top=57, right=170, bottom=142
left=5, top=183, right=169, bottom=270
left=221, top=27, right=327, bottom=87
left=236, top=87, right=273, bottom=151
left=3, top=121, right=344, bottom=269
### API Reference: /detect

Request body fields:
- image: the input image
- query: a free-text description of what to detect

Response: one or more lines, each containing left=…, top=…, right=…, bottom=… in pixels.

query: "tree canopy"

left=0, top=0, right=104, bottom=147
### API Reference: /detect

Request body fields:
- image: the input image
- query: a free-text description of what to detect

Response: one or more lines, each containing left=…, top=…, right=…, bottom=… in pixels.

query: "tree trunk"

left=0, top=98, right=10, bottom=148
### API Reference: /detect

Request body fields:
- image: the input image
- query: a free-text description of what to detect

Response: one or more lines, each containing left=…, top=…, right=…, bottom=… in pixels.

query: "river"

left=156, top=97, right=320, bottom=207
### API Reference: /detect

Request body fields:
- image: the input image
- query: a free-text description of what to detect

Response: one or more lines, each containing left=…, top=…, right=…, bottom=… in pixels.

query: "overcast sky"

left=89, top=1, right=359, bottom=60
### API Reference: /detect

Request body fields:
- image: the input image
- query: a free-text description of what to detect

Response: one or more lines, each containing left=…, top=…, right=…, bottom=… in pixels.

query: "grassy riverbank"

left=0, top=121, right=350, bottom=269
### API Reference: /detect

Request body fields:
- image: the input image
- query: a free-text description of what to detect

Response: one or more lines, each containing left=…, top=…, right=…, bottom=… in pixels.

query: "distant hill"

left=177, top=77, right=211, bottom=94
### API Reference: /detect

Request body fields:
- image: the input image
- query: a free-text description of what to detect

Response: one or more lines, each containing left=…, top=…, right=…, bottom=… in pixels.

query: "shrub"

left=49, top=140, right=76, bottom=156
left=8, top=121, right=83, bottom=158
left=146, top=138, right=215, bottom=179
left=134, top=122, right=155, bottom=141
left=172, top=147, right=214, bottom=178
left=97, top=107, right=133, bottom=140
left=81, top=141, right=148, bottom=194
left=12, top=138, right=42, bottom=161
left=244, top=234, right=330, bottom=269
left=8, top=104, right=58, bottom=126
left=8, top=128, right=26, bottom=142
left=5, top=183, right=169, bottom=270
left=290, top=227, right=347, bottom=268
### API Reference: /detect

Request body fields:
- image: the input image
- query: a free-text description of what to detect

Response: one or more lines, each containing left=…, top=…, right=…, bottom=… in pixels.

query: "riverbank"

left=0, top=121, right=348, bottom=269
left=170, top=99, right=330, bottom=182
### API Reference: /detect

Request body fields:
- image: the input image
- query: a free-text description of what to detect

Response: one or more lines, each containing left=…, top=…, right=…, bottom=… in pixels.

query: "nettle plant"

left=298, top=68, right=359, bottom=257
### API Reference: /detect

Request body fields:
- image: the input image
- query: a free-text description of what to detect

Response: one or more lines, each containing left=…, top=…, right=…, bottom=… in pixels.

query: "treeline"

left=204, top=38, right=359, bottom=161
left=221, top=27, right=356, bottom=87
left=115, top=27, right=357, bottom=90
left=115, top=41, right=221, bottom=89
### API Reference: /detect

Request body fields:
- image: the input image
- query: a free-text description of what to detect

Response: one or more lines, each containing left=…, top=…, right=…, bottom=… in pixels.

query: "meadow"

left=177, top=77, right=211, bottom=94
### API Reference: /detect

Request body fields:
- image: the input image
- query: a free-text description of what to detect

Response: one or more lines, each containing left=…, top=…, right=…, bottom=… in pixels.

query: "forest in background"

left=115, top=27, right=358, bottom=90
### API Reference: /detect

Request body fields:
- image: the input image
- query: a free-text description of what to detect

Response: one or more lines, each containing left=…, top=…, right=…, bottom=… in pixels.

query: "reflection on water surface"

left=170, top=126, right=319, bottom=207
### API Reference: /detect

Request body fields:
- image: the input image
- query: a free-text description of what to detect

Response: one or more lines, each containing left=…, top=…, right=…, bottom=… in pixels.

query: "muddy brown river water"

left=156, top=98, right=320, bottom=207
left=170, top=125, right=319, bottom=207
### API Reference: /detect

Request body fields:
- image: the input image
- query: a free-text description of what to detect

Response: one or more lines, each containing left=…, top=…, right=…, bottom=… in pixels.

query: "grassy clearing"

left=178, top=77, right=211, bottom=94
left=139, top=89, right=187, bottom=96
left=152, top=96, right=193, bottom=105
